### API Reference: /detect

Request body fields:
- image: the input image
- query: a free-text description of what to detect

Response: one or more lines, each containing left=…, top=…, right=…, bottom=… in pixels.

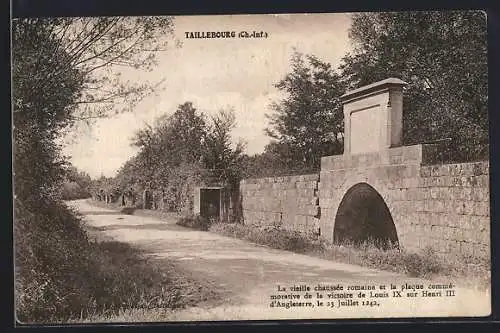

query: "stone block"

left=430, top=166, right=440, bottom=177
left=401, top=145, right=423, bottom=162
left=420, top=166, right=431, bottom=177
left=458, top=215, right=474, bottom=230
left=462, top=228, right=482, bottom=245
left=434, top=200, right=446, bottom=213
left=386, top=165, right=407, bottom=179
left=440, top=165, right=451, bottom=176
left=417, top=188, right=430, bottom=200
left=423, top=200, right=433, bottom=212
left=418, top=235, right=434, bottom=249
left=451, top=214, right=467, bottom=228
left=478, top=175, right=489, bottom=187
left=449, top=176, right=461, bottom=187
left=430, top=188, right=440, bottom=199
left=404, top=188, right=419, bottom=200
left=448, top=164, right=460, bottom=176
left=412, top=200, right=424, bottom=212
left=473, top=245, right=490, bottom=260
left=470, top=216, right=490, bottom=230
left=450, top=187, right=463, bottom=200
left=462, top=187, right=473, bottom=201
left=472, top=162, right=485, bottom=176
left=419, top=177, right=431, bottom=187
left=472, top=187, right=489, bottom=202
left=446, top=240, right=461, bottom=253
left=438, top=177, right=449, bottom=187
left=438, top=187, right=451, bottom=200
left=401, top=177, right=418, bottom=188
left=459, top=163, right=475, bottom=176
left=430, top=177, right=442, bottom=188
left=404, top=164, right=420, bottom=178
left=372, top=166, right=388, bottom=179
left=296, top=181, right=315, bottom=189
left=479, top=229, right=490, bottom=245
left=389, top=154, right=403, bottom=164
left=459, top=241, right=474, bottom=257
left=473, top=201, right=490, bottom=216
left=321, top=157, right=333, bottom=170
left=451, top=227, right=467, bottom=242
left=310, top=197, right=320, bottom=205
left=453, top=201, right=464, bottom=215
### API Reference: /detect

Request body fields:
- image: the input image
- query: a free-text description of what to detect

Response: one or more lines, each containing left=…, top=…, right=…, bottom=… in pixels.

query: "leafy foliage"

left=340, top=11, right=488, bottom=162
left=265, top=51, right=345, bottom=171
left=59, top=166, right=92, bottom=200
left=105, top=103, right=245, bottom=213
left=240, top=141, right=320, bottom=179
left=13, top=17, right=176, bottom=322
left=202, top=108, right=247, bottom=188
left=176, top=215, right=212, bottom=231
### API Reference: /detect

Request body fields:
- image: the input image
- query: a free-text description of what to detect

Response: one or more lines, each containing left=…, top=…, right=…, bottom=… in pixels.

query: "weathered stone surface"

left=241, top=173, right=321, bottom=233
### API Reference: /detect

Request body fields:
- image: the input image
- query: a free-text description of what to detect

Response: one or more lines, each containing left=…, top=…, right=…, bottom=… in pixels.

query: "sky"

left=63, top=13, right=353, bottom=178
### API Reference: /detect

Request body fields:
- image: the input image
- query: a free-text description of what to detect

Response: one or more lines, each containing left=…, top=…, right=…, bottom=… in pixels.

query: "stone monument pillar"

left=340, top=78, right=407, bottom=155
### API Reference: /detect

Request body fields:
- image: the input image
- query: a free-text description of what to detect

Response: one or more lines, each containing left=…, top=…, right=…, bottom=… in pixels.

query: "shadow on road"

left=80, top=211, right=125, bottom=216
left=89, top=223, right=193, bottom=232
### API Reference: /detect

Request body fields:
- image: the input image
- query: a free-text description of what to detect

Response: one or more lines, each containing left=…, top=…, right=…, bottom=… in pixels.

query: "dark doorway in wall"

left=334, top=182, right=399, bottom=250
left=200, top=188, right=221, bottom=220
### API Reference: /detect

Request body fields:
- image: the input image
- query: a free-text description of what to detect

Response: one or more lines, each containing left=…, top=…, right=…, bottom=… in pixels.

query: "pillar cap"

left=340, top=78, right=407, bottom=102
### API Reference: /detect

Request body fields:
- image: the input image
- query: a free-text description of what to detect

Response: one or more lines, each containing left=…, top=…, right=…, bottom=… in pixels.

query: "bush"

left=400, top=247, right=442, bottom=277
left=59, top=181, right=91, bottom=200
left=15, top=199, right=90, bottom=322
left=208, top=222, right=489, bottom=286
left=176, top=215, right=212, bottom=231
left=208, top=223, right=322, bottom=253
left=14, top=199, right=186, bottom=324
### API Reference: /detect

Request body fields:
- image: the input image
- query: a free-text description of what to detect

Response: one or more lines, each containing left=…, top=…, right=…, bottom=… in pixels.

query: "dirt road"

left=69, top=199, right=491, bottom=321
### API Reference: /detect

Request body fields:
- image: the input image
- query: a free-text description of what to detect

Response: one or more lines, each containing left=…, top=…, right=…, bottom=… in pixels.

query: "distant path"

left=69, top=199, right=491, bottom=321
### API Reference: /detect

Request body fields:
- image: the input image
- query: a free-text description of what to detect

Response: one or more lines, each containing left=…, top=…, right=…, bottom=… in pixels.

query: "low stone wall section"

left=240, top=174, right=320, bottom=235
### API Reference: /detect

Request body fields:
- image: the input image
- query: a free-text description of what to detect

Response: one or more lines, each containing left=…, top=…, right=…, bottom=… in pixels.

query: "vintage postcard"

left=12, top=11, right=490, bottom=324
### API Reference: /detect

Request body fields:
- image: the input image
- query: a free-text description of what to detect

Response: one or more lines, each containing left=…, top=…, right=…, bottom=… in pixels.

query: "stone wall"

left=319, top=144, right=490, bottom=258
left=408, top=161, right=489, bottom=258
left=240, top=174, right=320, bottom=235
left=239, top=144, right=490, bottom=259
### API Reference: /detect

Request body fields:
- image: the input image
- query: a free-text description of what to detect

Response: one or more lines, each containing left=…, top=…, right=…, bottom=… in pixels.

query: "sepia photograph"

left=12, top=11, right=491, bottom=324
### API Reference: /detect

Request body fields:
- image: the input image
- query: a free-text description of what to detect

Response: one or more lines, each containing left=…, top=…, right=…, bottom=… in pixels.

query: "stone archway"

left=333, top=182, right=399, bottom=249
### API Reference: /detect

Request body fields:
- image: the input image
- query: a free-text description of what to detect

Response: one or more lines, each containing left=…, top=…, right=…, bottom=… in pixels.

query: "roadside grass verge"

left=71, top=226, right=223, bottom=323
left=176, top=214, right=212, bottom=231
left=207, top=222, right=490, bottom=289
left=15, top=200, right=221, bottom=324
left=209, top=222, right=322, bottom=253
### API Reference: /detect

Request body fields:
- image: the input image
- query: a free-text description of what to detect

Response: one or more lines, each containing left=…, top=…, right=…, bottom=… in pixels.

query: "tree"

left=266, top=51, right=345, bottom=171
left=202, top=107, right=246, bottom=188
left=13, top=17, right=175, bottom=203
left=111, top=103, right=246, bottom=212
left=340, top=11, right=488, bottom=162
left=13, top=17, right=175, bottom=123
left=59, top=166, right=92, bottom=200
left=13, top=20, right=84, bottom=204
left=12, top=17, right=177, bottom=321
left=240, top=141, right=316, bottom=179
left=130, top=101, right=208, bottom=191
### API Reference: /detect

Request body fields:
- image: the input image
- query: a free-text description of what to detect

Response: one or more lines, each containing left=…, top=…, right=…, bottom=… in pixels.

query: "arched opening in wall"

left=334, top=183, right=399, bottom=250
